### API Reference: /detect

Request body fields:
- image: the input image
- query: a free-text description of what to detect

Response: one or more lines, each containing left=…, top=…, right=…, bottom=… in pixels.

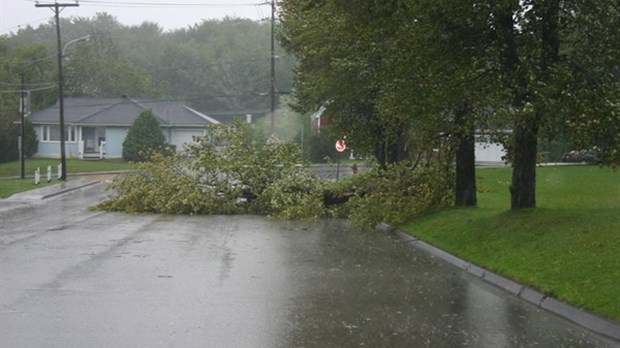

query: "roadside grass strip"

left=401, top=165, right=620, bottom=323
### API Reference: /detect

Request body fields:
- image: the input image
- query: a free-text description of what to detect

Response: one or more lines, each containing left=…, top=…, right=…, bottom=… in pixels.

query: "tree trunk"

left=510, top=122, right=538, bottom=209
left=375, top=128, right=409, bottom=168
left=454, top=102, right=477, bottom=207
left=509, top=1, right=559, bottom=210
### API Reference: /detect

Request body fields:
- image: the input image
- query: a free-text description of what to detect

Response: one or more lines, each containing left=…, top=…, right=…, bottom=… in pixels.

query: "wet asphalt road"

left=1, top=183, right=618, bottom=347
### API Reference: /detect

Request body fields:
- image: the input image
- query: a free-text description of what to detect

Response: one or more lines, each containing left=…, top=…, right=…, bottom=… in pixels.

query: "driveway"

left=1, top=183, right=617, bottom=347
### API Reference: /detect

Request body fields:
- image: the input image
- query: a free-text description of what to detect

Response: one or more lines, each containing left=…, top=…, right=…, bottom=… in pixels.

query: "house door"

left=82, top=127, right=105, bottom=153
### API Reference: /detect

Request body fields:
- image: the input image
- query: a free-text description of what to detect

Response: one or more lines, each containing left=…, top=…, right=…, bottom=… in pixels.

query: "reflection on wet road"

left=1, top=184, right=618, bottom=347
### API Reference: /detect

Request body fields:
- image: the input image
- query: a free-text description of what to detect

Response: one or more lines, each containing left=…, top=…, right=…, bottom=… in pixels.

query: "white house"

left=27, top=96, right=220, bottom=159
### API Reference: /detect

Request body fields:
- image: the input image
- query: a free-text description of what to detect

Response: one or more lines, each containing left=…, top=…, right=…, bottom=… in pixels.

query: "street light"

left=57, top=34, right=90, bottom=181
left=63, top=35, right=91, bottom=53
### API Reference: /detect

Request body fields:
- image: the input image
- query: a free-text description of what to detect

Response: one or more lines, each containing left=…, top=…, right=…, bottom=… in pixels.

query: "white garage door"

left=173, top=130, right=204, bottom=151
left=475, top=141, right=506, bottom=162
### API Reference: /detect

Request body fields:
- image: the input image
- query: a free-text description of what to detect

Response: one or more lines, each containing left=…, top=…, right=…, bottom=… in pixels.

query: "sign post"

left=335, top=140, right=346, bottom=181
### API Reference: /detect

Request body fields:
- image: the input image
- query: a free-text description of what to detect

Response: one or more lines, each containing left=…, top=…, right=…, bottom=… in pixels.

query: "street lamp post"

left=53, top=34, right=90, bottom=181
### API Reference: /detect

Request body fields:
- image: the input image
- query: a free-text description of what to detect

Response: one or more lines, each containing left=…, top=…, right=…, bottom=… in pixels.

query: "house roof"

left=27, top=97, right=220, bottom=127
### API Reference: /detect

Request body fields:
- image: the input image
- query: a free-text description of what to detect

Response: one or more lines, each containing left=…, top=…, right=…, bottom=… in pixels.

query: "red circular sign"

left=335, top=139, right=346, bottom=152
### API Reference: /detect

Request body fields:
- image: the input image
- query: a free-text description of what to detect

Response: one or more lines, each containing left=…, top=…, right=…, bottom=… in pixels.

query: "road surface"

left=1, top=183, right=617, bottom=347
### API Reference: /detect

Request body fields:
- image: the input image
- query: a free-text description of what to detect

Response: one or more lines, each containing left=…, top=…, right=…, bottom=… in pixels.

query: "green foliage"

left=339, top=162, right=454, bottom=228
left=63, top=33, right=164, bottom=98
left=279, top=0, right=620, bottom=211
left=259, top=170, right=326, bottom=220
left=0, top=42, right=54, bottom=163
left=23, top=119, right=38, bottom=157
left=4, top=14, right=295, bottom=116
left=98, top=153, right=222, bottom=214
left=122, top=109, right=169, bottom=162
left=102, top=122, right=326, bottom=217
left=0, top=122, right=18, bottom=163
left=0, top=119, right=44, bottom=162
left=100, top=122, right=455, bottom=225
left=305, top=130, right=339, bottom=163
left=279, top=1, right=413, bottom=165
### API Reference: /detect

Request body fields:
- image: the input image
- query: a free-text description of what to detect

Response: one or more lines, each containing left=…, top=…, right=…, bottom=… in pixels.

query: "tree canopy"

left=1, top=14, right=296, bottom=122
left=279, top=0, right=620, bottom=209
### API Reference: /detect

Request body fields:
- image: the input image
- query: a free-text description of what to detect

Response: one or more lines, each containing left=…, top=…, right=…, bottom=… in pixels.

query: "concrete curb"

left=378, top=223, right=620, bottom=343
left=40, top=180, right=102, bottom=199
left=2, top=179, right=101, bottom=202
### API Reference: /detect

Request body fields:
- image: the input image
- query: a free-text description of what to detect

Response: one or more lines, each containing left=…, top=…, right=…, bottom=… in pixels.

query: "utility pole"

left=270, top=0, right=276, bottom=135
left=20, top=73, right=25, bottom=179
left=35, top=1, right=79, bottom=181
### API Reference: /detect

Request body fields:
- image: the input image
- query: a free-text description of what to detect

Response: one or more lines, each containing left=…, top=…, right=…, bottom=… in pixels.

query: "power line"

left=0, top=16, right=54, bottom=35
left=32, top=0, right=269, bottom=9
left=0, top=55, right=56, bottom=66
left=0, top=85, right=57, bottom=93
left=0, top=80, right=55, bottom=87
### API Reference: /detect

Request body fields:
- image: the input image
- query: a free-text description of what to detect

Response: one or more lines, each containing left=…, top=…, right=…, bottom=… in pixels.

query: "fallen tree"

left=97, top=123, right=454, bottom=227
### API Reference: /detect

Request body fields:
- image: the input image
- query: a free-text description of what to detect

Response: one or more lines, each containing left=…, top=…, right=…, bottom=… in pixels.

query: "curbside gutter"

left=2, top=179, right=101, bottom=203
left=378, top=223, right=620, bottom=343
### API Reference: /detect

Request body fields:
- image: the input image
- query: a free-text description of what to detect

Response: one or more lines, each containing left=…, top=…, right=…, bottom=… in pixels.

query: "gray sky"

left=1, top=0, right=269, bottom=35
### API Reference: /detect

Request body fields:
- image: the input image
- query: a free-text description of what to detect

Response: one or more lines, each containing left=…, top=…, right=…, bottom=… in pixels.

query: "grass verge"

left=0, top=179, right=57, bottom=198
left=401, top=165, right=620, bottom=322
left=0, top=158, right=131, bottom=177
left=0, top=159, right=131, bottom=198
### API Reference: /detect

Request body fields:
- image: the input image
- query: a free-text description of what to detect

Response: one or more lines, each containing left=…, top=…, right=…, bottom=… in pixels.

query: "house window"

left=42, top=125, right=76, bottom=143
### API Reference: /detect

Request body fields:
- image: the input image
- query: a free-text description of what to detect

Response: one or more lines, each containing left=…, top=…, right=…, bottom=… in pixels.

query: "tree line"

left=0, top=13, right=296, bottom=162
left=278, top=0, right=620, bottom=209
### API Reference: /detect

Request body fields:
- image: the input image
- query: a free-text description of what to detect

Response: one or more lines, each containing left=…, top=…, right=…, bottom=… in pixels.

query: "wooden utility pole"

left=20, top=74, right=25, bottom=179
left=270, top=0, right=276, bottom=135
left=35, top=2, right=79, bottom=181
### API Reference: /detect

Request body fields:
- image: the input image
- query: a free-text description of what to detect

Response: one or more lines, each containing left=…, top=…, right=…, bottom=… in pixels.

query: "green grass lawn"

left=0, top=158, right=131, bottom=177
left=401, top=165, right=620, bottom=322
left=0, top=158, right=131, bottom=198
left=0, top=179, right=58, bottom=198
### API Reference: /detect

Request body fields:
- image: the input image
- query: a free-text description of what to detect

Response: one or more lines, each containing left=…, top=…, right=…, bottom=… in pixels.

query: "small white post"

left=57, top=163, right=62, bottom=180
left=47, top=165, right=52, bottom=183
left=79, top=140, right=84, bottom=159
left=99, top=141, right=106, bottom=159
left=34, top=167, right=40, bottom=185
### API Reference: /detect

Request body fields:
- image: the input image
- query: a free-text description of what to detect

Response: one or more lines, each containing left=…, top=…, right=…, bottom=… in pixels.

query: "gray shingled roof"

left=27, top=97, right=219, bottom=127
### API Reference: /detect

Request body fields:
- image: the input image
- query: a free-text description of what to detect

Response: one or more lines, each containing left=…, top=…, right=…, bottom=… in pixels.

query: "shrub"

left=23, top=119, right=38, bottom=157
left=0, top=122, right=19, bottom=163
left=122, top=109, right=169, bottom=162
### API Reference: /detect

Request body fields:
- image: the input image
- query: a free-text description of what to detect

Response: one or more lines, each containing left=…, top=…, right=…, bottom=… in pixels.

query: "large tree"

left=489, top=0, right=620, bottom=208
left=0, top=41, right=54, bottom=162
left=280, top=0, right=620, bottom=210
left=280, top=0, right=493, bottom=205
left=279, top=0, right=412, bottom=167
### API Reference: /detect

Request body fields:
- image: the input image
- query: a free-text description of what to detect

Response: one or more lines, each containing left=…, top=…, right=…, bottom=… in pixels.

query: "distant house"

left=309, top=104, right=506, bottom=163
left=27, top=96, right=220, bottom=159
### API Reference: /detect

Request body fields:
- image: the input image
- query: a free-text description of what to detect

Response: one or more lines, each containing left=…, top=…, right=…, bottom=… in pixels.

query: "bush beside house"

left=122, top=110, right=169, bottom=162
left=0, top=118, right=38, bottom=163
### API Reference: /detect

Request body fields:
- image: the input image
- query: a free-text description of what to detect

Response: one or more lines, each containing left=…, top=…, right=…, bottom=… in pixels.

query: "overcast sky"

left=1, top=0, right=270, bottom=35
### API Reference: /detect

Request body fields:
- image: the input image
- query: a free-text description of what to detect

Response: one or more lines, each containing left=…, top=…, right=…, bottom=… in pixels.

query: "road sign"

left=335, top=139, right=346, bottom=152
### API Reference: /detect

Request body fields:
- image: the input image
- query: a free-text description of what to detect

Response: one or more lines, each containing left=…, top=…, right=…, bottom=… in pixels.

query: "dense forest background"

left=1, top=13, right=296, bottom=114
left=0, top=13, right=302, bottom=161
